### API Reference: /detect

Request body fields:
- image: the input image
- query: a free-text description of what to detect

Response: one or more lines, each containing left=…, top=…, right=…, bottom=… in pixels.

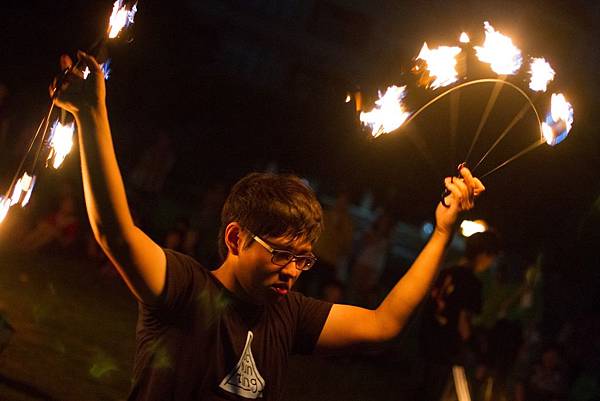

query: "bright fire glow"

left=474, top=21, right=522, bottom=75
left=0, top=196, right=9, bottom=224
left=416, top=42, right=462, bottom=89
left=108, top=0, right=138, bottom=39
left=529, top=58, right=555, bottom=92
left=360, top=86, right=411, bottom=138
left=20, top=174, right=36, bottom=207
left=47, top=120, right=75, bottom=169
left=84, top=60, right=112, bottom=81
left=460, top=219, right=488, bottom=237
left=9, top=172, right=36, bottom=207
left=541, top=93, right=574, bottom=146
left=459, top=32, right=470, bottom=43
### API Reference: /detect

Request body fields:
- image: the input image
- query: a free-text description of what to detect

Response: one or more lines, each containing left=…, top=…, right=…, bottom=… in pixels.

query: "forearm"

left=75, top=106, right=134, bottom=243
left=375, top=228, right=452, bottom=337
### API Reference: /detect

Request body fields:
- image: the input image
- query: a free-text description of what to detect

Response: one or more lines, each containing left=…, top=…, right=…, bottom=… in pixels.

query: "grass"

left=0, top=251, right=419, bottom=401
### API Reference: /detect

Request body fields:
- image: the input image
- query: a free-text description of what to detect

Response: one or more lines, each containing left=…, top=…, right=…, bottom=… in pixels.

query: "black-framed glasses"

left=249, top=232, right=317, bottom=271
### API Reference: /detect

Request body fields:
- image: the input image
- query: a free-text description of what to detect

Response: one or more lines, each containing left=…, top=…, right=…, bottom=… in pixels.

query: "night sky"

left=1, top=1, right=599, bottom=276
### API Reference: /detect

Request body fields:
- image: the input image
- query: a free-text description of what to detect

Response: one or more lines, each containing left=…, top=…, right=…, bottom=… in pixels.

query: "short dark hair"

left=465, top=231, right=501, bottom=261
left=218, top=172, right=323, bottom=260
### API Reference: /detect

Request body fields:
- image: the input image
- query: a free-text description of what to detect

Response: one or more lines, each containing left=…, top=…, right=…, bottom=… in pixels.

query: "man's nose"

left=280, top=259, right=300, bottom=280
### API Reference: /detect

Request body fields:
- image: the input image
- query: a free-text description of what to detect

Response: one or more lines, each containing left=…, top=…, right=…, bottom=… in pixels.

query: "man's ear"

left=224, top=222, right=243, bottom=256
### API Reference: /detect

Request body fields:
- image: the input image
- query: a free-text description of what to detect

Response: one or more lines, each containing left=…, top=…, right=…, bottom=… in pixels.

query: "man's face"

left=236, top=233, right=312, bottom=304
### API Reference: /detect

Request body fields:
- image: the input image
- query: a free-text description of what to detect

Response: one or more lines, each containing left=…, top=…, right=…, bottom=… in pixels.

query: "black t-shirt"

left=422, top=264, right=482, bottom=363
left=128, top=249, right=332, bottom=401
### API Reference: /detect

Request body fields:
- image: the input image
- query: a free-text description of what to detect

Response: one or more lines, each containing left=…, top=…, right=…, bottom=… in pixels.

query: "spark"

left=415, top=42, right=462, bottom=89
left=529, top=57, right=555, bottom=92
left=541, top=93, right=573, bottom=146
left=359, top=85, right=411, bottom=138
left=474, top=21, right=522, bottom=75
left=107, top=0, right=138, bottom=39
left=47, top=120, right=75, bottom=169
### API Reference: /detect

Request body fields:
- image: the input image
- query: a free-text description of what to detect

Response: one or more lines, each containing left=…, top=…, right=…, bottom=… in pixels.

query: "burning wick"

left=360, top=86, right=411, bottom=137
left=474, top=21, right=522, bottom=75
left=529, top=58, right=555, bottom=92
left=108, top=0, right=138, bottom=39
left=47, top=120, right=75, bottom=169
left=541, top=93, right=573, bottom=146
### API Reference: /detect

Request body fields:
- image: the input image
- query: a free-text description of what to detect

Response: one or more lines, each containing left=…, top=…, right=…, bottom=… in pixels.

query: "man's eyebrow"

left=269, top=239, right=313, bottom=255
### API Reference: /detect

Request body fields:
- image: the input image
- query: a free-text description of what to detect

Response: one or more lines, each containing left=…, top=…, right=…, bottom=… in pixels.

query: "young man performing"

left=53, top=52, right=485, bottom=401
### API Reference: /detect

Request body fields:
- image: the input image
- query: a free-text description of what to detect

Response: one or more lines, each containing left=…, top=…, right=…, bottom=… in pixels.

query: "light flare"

left=415, top=42, right=462, bottom=89
left=360, top=86, right=411, bottom=138
left=529, top=58, right=555, bottom=92
left=474, top=21, right=522, bottom=75
left=108, top=0, right=138, bottom=39
left=541, top=93, right=573, bottom=146
left=0, top=196, right=10, bottom=224
left=47, top=120, right=75, bottom=169
left=459, top=32, right=470, bottom=43
left=460, top=219, right=488, bottom=237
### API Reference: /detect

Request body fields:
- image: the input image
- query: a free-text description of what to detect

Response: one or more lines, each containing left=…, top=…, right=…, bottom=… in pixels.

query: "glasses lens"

left=296, top=256, right=316, bottom=271
left=271, top=250, right=294, bottom=266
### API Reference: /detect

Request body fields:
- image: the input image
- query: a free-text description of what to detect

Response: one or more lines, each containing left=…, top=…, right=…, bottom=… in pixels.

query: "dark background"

left=1, top=0, right=599, bottom=322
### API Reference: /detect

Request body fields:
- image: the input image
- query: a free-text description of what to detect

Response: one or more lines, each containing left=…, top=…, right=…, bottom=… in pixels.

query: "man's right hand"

left=51, top=51, right=106, bottom=118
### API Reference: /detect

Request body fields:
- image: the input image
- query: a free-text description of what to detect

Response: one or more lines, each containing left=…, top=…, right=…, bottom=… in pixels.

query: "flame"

left=20, top=174, right=36, bottom=207
left=47, top=120, right=75, bottom=169
left=459, top=32, right=470, bottom=43
left=529, top=58, right=555, bottom=92
left=359, top=86, right=411, bottom=138
left=107, top=0, right=138, bottom=39
left=541, top=93, right=573, bottom=146
left=415, top=42, right=462, bottom=89
left=9, top=172, right=36, bottom=207
left=474, top=21, right=522, bottom=75
left=0, top=196, right=9, bottom=224
left=460, top=219, right=488, bottom=237
left=83, top=60, right=112, bottom=81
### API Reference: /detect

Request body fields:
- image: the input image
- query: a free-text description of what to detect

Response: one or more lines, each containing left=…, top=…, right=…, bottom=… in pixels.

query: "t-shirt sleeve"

left=289, top=292, right=333, bottom=355
left=149, top=249, right=207, bottom=317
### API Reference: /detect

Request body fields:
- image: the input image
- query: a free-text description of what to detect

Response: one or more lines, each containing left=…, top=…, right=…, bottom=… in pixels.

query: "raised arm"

left=53, top=52, right=165, bottom=304
left=317, top=167, right=484, bottom=350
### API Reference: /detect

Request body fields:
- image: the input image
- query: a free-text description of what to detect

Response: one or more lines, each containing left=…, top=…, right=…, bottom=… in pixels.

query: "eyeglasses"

left=249, top=232, right=317, bottom=271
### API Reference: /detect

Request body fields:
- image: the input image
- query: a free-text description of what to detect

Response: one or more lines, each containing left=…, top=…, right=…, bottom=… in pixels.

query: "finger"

left=60, top=54, right=73, bottom=71
left=446, top=179, right=472, bottom=210
left=452, top=177, right=473, bottom=209
left=444, top=178, right=465, bottom=209
left=77, top=50, right=102, bottom=73
left=459, top=166, right=476, bottom=199
left=472, top=177, right=486, bottom=197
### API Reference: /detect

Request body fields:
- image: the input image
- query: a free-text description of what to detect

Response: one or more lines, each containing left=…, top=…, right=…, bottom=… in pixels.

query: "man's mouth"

left=271, top=284, right=289, bottom=296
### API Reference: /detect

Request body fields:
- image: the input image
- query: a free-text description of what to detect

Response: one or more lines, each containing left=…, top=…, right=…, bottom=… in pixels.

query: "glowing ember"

left=360, top=85, right=411, bottom=138
left=460, top=219, right=488, bottom=237
left=474, top=21, right=522, bottom=75
left=459, top=32, right=470, bottom=43
left=529, top=57, right=555, bottom=92
left=0, top=196, right=9, bottom=223
left=108, top=0, right=138, bottom=39
left=47, top=120, right=75, bottom=169
left=541, top=93, right=574, bottom=146
left=415, top=42, right=462, bottom=89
